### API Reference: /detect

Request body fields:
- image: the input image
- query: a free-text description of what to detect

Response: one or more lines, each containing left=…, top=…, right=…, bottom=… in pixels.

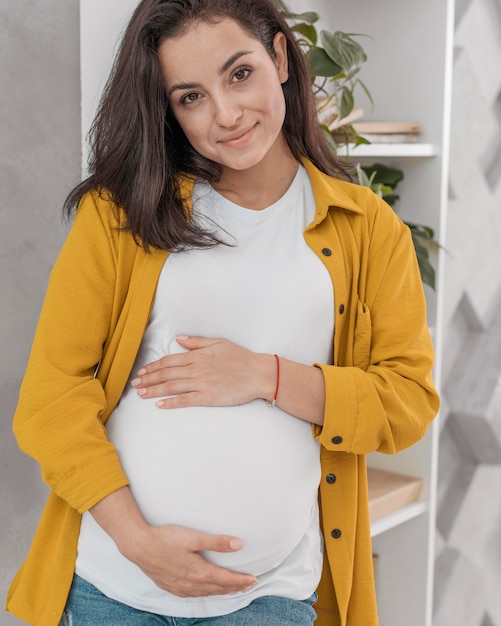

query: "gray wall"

left=0, top=1, right=80, bottom=623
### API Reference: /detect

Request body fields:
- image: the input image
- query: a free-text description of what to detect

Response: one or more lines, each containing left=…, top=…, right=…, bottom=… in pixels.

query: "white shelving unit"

left=287, top=0, right=455, bottom=624
left=81, top=1, right=454, bottom=625
left=371, top=501, right=428, bottom=538
left=338, top=143, right=438, bottom=158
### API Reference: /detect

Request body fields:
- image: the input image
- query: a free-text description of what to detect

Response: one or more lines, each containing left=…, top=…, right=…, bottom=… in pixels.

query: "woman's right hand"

left=123, top=523, right=258, bottom=597
left=90, top=486, right=257, bottom=597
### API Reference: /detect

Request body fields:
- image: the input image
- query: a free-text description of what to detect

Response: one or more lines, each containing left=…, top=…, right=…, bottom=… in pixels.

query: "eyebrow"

left=167, top=49, right=253, bottom=97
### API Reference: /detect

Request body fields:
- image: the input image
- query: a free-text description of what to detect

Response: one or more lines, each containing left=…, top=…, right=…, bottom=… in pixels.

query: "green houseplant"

left=275, top=2, right=438, bottom=289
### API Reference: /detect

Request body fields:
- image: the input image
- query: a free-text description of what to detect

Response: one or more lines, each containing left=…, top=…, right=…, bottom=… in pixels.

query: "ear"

left=272, top=32, right=289, bottom=84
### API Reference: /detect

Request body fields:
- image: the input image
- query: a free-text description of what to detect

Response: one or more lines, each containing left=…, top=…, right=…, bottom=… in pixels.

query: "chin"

left=222, top=152, right=272, bottom=172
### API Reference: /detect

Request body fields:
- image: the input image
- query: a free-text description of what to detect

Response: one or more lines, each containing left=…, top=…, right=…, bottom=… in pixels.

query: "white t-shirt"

left=76, top=165, right=335, bottom=617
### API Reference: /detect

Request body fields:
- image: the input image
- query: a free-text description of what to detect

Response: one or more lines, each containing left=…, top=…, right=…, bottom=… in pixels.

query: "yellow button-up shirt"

left=7, top=159, right=439, bottom=625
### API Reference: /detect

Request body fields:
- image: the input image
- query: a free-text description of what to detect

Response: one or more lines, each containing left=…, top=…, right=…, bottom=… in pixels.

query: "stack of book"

left=351, top=120, right=423, bottom=143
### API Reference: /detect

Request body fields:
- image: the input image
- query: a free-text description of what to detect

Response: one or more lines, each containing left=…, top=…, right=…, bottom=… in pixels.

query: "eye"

left=180, top=92, right=201, bottom=105
left=231, top=67, right=251, bottom=83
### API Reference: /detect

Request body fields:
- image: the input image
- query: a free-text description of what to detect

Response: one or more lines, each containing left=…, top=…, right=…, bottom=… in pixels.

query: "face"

left=158, top=18, right=290, bottom=175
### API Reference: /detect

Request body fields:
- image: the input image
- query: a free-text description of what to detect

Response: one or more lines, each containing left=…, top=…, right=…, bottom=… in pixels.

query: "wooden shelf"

left=337, top=143, right=437, bottom=158
left=371, top=501, right=428, bottom=537
left=368, top=467, right=425, bottom=537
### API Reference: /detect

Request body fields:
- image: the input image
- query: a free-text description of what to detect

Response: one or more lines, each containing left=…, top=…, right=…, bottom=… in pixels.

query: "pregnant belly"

left=106, top=392, right=321, bottom=576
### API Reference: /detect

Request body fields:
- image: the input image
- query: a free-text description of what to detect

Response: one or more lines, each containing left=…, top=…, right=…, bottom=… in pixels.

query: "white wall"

left=80, top=0, right=139, bottom=166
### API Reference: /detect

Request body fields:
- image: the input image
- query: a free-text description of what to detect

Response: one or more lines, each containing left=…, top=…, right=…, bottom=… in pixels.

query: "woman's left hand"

left=131, top=335, right=275, bottom=408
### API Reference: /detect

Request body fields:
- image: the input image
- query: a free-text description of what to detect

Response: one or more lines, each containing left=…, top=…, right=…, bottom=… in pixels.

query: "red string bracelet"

left=266, top=354, right=280, bottom=407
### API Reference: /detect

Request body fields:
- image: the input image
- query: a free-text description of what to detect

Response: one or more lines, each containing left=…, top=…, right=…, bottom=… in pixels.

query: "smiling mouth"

left=220, top=125, right=256, bottom=147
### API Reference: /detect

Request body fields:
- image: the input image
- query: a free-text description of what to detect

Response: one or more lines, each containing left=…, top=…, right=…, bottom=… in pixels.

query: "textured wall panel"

left=435, top=0, right=501, bottom=623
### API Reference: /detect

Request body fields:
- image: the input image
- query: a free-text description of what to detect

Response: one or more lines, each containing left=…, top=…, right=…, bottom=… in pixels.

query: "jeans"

left=60, top=575, right=317, bottom=625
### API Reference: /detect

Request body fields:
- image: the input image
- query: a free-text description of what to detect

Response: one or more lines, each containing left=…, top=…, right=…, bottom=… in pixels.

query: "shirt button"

left=331, top=436, right=343, bottom=445
left=331, top=529, right=342, bottom=539
left=326, top=474, right=337, bottom=484
left=322, top=248, right=332, bottom=256
left=339, top=304, right=345, bottom=314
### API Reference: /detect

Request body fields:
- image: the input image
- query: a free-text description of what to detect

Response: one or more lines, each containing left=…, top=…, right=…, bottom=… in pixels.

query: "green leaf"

left=353, top=133, right=370, bottom=146
left=321, top=124, right=339, bottom=156
left=291, top=23, right=317, bottom=45
left=358, top=79, right=374, bottom=109
left=381, top=193, right=400, bottom=207
left=337, top=86, right=354, bottom=120
left=356, top=163, right=372, bottom=187
left=406, top=222, right=437, bottom=290
left=306, top=48, right=343, bottom=78
left=357, top=163, right=402, bottom=204
left=378, top=183, right=394, bottom=197
left=288, top=11, right=319, bottom=24
left=407, top=222, right=436, bottom=241
left=361, top=163, right=404, bottom=188
left=344, top=66, right=362, bottom=82
left=320, top=31, right=367, bottom=73
left=272, top=0, right=290, bottom=15
left=414, top=243, right=436, bottom=289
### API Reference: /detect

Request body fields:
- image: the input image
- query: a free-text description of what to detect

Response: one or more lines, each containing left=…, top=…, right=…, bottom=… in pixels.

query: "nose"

left=213, top=93, right=242, bottom=128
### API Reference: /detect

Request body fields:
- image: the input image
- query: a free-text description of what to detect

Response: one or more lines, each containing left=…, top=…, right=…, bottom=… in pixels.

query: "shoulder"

left=329, top=178, right=404, bottom=232
left=303, top=159, right=405, bottom=237
left=71, top=190, right=140, bottom=250
left=74, top=189, right=127, bottom=232
left=58, top=190, right=143, bottom=276
left=327, top=176, right=382, bottom=209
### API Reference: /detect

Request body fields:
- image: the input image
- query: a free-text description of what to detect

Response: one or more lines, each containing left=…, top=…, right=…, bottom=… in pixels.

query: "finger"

left=155, top=566, right=257, bottom=597
left=135, top=352, right=193, bottom=378
left=132, top=357, right=197, bottom=390
left=190, top=533, right=244, bottom=554
left=154, top=392, right=202, bottom=409
left=136, top=382, right=179, bottom=399
left=132, top=366, right=192, bottom=391
left=173, top=574, right=257, bottom=597
left=137, top=380, right=200, bottom=401
left=190, top=557, right=258, bottom=591
left=175, top=335, right=221, bottom=349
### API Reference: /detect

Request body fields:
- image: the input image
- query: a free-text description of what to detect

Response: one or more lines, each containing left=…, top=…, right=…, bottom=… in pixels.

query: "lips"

left=219, top=124, right=256, bottom=147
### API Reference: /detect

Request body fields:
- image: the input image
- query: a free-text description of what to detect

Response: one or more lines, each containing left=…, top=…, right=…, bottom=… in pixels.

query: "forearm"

left=133, top=336, right=327, bottom=425
left=89, top=486, right=150, bottom=559
left=259, top=354, right=326, bottom=426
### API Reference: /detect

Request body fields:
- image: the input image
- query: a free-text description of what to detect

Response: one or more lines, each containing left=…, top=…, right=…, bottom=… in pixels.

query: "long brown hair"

left=65, top=0, right=350, bottom=251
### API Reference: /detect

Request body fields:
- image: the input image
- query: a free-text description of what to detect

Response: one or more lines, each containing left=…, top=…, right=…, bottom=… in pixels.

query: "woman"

left=6, top=0, right=439, bottom=624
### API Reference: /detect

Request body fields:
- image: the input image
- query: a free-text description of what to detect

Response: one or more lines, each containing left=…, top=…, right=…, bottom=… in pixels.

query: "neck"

left=213, top=146, right=299, bottom=211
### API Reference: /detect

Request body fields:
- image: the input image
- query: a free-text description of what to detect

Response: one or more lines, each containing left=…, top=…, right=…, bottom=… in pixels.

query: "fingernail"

left=131, top=378, right=140, bottom=387
left=155, top=400, right=165, bottom=408
left=137, top=368, right=146, bottom=376
left=176, top=334, right=189, bottom=341
left=137, top=388, right=147, bottom=397
left=245, top=580, right=259, bottom=591
left=229, top=538, right=243, bottom=550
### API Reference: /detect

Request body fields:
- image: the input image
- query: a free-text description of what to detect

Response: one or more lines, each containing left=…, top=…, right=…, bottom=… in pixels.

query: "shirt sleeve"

left=313, top=199, right=440, bottom=454
left=12, top=193, right=130, bottom=513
